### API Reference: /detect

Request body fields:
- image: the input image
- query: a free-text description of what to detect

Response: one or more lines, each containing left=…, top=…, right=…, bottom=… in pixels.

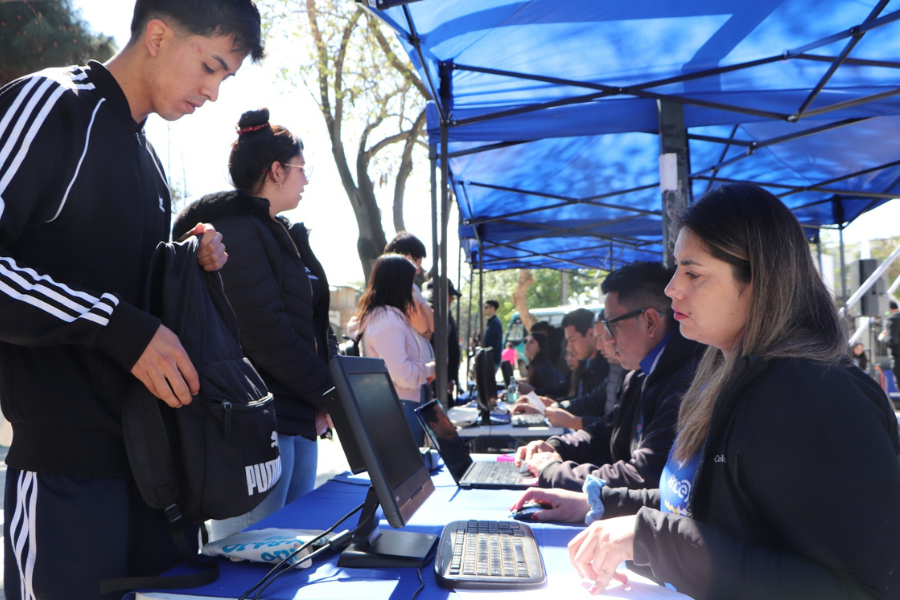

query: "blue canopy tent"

left=451, top=114, right=900, bottom=270
left=361, top=0, right=900, bottom=401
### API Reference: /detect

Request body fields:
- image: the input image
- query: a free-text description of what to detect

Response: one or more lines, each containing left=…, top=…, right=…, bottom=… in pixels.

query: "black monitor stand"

left=337, top=486, right=438, bottom=569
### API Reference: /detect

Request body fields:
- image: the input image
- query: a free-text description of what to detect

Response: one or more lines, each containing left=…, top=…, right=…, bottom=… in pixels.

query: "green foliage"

left=0, top=0, right=116, bottom=87
left=455, top=268, right=604, bottom=348
left=257, top=0, right=428, bottom=279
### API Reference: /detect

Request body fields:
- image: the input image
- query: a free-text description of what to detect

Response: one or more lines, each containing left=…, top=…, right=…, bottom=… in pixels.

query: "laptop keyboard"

left=464, top=461, right=521, bottom=485
left=434, top=520, right=546, bottom=589
left=511, top=413, right=548, bottom=427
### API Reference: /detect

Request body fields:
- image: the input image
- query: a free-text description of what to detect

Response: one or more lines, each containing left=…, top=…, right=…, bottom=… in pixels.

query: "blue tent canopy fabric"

left=368, top=0, right=900, bottom=270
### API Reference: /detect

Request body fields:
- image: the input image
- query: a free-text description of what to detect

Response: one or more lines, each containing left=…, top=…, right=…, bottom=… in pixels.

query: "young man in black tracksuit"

left=0, top=1, right=263, bottom=597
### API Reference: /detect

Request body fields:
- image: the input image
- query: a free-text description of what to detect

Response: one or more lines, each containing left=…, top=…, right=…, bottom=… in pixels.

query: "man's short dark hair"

left=131, top=0, right=265, bottom=63
left=561, top=308, right=595, bottom=336
left=892, top=300, right=899, bottom=311
left=384, top=232, right=427, bottom=260
left=601, top=261, right=674, bottom=322
left=485, top=299, right=499, bottom=310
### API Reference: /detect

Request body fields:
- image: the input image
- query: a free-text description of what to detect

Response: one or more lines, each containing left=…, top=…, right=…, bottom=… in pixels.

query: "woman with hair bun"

left=173, top=108, right=334, bottom=540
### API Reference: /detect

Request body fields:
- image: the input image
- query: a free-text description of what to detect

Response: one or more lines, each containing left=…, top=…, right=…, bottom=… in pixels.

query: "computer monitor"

left=473, top=347, right=502, bottom=425
left=326, top=355, right=437, bottom=568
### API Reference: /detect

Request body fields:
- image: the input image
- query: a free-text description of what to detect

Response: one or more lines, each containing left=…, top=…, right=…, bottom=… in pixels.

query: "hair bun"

left=236, top=108, right=271, bottom=135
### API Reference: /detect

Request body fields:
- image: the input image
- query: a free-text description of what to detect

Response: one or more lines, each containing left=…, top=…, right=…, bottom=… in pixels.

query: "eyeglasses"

left=282, top=163, right=313, bottom=181
left=601, top=308, right=650, bottom=339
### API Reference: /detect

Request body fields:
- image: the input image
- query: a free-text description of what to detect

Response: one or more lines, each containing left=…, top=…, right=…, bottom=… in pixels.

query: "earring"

left=276, top=183, right=281, bottom=189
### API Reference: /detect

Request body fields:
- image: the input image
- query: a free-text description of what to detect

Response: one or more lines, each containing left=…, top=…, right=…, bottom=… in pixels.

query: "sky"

left=71, top=0, right=459, bottom=289
left=70, top=1, right=900, bottom=289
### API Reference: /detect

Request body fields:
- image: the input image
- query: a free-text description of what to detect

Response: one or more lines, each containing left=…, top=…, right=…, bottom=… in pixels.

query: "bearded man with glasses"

left=514, top=261, right=705, bottom=493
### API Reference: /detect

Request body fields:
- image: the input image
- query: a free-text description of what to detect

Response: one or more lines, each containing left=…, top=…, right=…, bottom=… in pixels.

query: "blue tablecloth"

left=128, top=465, right=586, bottom=600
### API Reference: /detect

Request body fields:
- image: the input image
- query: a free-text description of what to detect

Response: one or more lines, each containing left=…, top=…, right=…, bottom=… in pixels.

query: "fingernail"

left=588, top=585, right=597, bottom=594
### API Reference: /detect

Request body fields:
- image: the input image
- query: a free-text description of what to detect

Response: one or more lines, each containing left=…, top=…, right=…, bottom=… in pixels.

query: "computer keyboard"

left=511, top=413, right=548, bottom=427
left=463, top=461, right=523, bottom=486
left=434, top=520, right=546, bottom=589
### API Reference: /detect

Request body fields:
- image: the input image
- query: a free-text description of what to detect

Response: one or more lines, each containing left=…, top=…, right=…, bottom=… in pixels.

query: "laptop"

left=415, top=399, right=535, bottom=490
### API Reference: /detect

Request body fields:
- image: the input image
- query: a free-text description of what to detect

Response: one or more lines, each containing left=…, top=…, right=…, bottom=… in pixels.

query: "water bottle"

left=507, top=380, right=518, bottom=404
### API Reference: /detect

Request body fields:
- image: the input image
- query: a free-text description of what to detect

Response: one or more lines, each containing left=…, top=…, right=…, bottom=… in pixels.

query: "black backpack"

left=102, top=237, right=281, bottom=593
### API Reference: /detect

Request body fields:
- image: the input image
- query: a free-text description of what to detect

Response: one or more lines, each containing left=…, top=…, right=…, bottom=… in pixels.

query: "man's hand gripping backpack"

left=106, top=237, right=281, bottom=593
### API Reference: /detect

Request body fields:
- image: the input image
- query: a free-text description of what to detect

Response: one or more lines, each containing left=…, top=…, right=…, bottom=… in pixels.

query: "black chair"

left=499, top=361, right=513, bottom=389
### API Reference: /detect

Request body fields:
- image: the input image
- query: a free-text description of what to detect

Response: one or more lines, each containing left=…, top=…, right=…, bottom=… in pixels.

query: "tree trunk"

left=355, top=149, right=388, bottom=281
left=392, top=108, right=426, bottom=234
left=512, top=269, right=537, bottom=332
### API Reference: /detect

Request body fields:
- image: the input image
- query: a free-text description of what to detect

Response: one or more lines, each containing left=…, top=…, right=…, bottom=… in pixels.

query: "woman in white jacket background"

left=347, top=254, right=436, bottom=443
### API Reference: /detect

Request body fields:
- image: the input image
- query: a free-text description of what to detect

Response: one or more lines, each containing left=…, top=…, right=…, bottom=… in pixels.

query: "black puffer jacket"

left=173, top=190, right=335, bottom=439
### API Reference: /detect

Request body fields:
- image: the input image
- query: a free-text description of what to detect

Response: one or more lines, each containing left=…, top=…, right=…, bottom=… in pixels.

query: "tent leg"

left=658, top=100, right=690, bottom=268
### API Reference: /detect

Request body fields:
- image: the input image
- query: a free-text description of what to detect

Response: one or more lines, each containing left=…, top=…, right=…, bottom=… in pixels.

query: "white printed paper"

left=523, top=391, right=546, bottom=414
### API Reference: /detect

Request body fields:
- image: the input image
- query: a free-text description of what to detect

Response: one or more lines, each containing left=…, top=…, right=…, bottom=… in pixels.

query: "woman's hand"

left=544, top=406, right=583, bottom=429
left=408, top=300, right=433, bottom=338
left=509, top=488, right=591, bottom=524
left=315, top=411, right=333, bottom=436
left=524, top=451, right=563, bottom=476
left=425, top=360, right=436, bottom=383
left=514, top=440, right=555, bottom=466
left=568, top=516, right=637, bottom=594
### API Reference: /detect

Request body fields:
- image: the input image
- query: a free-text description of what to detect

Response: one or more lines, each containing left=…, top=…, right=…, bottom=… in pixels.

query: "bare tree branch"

left=393, top=107, right=427, bottom=233
left=370, top=18, right=430, bottom=99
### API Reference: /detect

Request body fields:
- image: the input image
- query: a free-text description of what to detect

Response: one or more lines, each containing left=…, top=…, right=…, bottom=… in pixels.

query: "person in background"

left=563, top=348, right=583, bottom=398
left=0, top=1, right=261, bottom=596
left=514, top=262, right=704, bottom=493
left=879, top=300, right=900, bottom=398
left=531, top=320, right=566, bottom=368
left=426, top=278, right=463, bottom=400
left=548, top=313, right=628, bottom=429
left=515, top=183, right=900, bottom=599
left=483, top=299, right=504, bottom=370
left=524, top=331, right=566, bottom=398
left=385, top=232, right=434, bottom=340
left=502, top=341, right=521, bottom=372
left=850, top=342, right=868, bottom=372
left=515, top=307, right=606, bottom=406
left=347, top=255, right=436, bottom=444
left=173, top=107, right=334, bottom=541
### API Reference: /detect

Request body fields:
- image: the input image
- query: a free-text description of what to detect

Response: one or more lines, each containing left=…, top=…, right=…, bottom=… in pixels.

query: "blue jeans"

left=209, top=432, right=318, bottom=541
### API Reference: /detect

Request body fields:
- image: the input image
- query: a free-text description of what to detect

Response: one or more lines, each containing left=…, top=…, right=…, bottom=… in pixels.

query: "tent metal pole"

left=466, top=260, right=474, bottom=385
left=479, top=240, right=485, bottom=346
left=430, top=141, right=446, bottom=407
left=792, top=0, right=888, bottom=118
left=816, top=233, right=824, bottom=276
left=840, top=225, right=848, bottom=301
left=658, top=100, right=689, bottom=268
left=437, top=115, right=450, bottom=407
left=457, top=239, right=462, bottom=335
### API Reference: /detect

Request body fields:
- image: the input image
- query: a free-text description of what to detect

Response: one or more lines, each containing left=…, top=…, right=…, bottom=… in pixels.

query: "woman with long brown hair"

left=513, top=183, right=900, bottom=598
left=346, top=254, right=435, bottom=444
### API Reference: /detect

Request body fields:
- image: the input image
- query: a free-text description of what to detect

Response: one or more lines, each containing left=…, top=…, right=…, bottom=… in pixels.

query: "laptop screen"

left=416, top=400, right=474, bottom=483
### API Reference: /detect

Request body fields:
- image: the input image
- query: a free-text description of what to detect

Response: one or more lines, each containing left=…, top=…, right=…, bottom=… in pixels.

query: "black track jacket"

left=0, top=62, right=168, bottom=476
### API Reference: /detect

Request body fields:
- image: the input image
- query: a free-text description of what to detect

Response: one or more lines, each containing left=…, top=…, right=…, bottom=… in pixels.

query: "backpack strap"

left=102, top=379, right=220, bottom=594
